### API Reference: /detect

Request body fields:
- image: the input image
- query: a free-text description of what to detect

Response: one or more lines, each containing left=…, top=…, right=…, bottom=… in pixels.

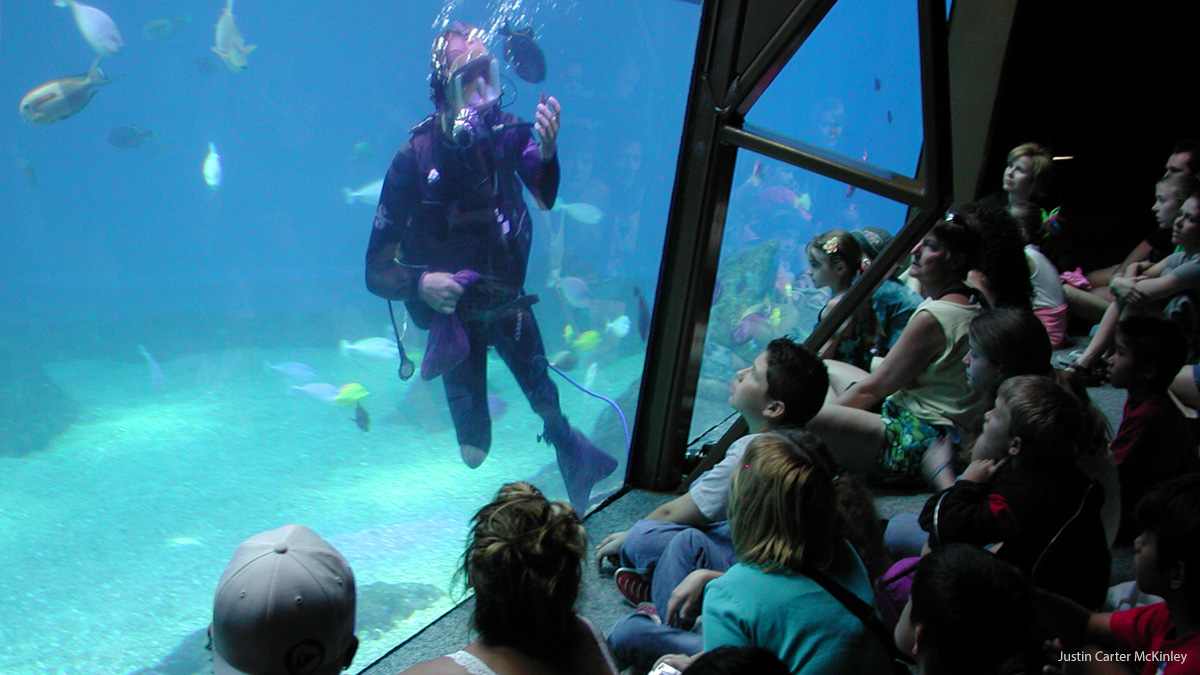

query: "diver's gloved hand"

left=420, top=271, right=465, bottom=314
left=535, top=95, right=561, bottom=160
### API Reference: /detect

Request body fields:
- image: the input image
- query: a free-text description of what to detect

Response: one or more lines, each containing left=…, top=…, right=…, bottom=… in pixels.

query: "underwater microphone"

left=387, top=300, right=416, bottom=381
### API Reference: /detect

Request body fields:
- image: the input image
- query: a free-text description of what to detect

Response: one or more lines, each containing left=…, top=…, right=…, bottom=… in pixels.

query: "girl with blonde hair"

left=698, top=432, right=891, bottom=674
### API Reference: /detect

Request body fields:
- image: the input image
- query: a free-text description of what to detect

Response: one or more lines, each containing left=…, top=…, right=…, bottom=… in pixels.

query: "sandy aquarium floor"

left=0, top=342, right=641, bottom=675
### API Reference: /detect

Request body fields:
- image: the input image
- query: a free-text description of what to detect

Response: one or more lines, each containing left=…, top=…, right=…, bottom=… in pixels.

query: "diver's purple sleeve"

left=365, top=143, right=424, bottom=302
left=517, top=129, right=559, bottom=210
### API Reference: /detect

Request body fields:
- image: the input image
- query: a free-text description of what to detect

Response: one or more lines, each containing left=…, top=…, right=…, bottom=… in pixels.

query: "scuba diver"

left=365, top=22, right=617, bottom=514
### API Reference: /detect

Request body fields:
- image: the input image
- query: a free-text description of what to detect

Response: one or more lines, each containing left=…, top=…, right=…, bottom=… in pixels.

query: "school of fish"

left=18, top=0, right=255, bottom=189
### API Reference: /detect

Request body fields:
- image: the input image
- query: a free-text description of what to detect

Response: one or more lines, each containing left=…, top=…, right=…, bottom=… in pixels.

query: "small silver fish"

left=212, top=0, right=256, bottom=72
left=557, top=276, right=593, bottom=309
left=54, top=0, right=124, bottom=58
left=266, top=361, right=317, bottom=382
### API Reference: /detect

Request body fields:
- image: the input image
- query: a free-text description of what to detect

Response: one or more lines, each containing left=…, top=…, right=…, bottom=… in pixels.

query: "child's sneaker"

left=634, top=601, right=661, bottom=625
left=614, top=567, right=652, bottom=606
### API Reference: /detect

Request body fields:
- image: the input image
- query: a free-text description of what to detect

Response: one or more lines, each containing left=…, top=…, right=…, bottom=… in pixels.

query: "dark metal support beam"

left=629, top=0, right=954, bottom=491
left=626, top=0, right=742, bottom=490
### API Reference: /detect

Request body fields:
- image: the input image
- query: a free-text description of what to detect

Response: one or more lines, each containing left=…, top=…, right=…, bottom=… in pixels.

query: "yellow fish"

left=563, top=324, right=575, bottom=343
left=19, top=58, right=116, bottom=125
left=571, top=330, right=602, bottom=352
left=333, top=382, right=369, bottom=406
left=212, top=0, right=256, bottom=72
left=769, top=307, right=782, bottom=326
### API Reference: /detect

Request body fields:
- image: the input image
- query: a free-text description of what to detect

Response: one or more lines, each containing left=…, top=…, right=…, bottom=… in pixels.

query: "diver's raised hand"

left=420, top=271, right=465, bottom=314
left=535, top=94, right=561, bottom=160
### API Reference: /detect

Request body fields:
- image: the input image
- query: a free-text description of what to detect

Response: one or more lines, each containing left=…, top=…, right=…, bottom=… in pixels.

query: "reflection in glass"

left=689, top=148, right=921, bottom=442
left=746, top=0, right=925, bottom=179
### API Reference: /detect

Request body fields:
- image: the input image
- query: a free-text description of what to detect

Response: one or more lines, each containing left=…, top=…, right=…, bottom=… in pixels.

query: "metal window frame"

left=627, top=0, right=954, bottom=490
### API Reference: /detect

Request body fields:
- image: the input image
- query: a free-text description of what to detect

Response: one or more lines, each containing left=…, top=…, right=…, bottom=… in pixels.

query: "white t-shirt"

left=688, top=434, right=760, bottom=521
left=1026, top=244, right=1067, bottom=311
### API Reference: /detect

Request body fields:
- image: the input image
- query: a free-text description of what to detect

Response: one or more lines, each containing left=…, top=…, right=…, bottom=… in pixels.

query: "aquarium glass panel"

left=0, top=0, right=698, bottom=672
left=745, top=0, right=925, bottom=180
left=687, top=148, right=918, bottom=442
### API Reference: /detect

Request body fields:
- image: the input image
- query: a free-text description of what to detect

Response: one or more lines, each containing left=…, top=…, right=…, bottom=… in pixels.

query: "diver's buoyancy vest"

left=402, top=113, right=533, bottom=327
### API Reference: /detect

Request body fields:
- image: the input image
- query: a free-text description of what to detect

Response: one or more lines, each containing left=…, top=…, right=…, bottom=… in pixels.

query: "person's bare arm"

left=1113, top=273, right=1188, bottom=307
left=646, top=492, right=708, bottom=525
left=1117, top=240, right=1154, bottom=273
left=921, top=436, right=958, bottom=490
left=1034, top=587, right=1116, bottom=648
left=834, top=310, right=944, bottom=410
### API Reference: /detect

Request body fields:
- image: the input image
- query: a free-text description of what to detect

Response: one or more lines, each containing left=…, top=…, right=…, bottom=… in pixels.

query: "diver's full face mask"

left=447, top=52, right=500, bottom=117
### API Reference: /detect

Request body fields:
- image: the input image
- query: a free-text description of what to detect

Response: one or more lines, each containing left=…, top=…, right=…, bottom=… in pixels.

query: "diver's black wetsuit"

left=365, top=110, right=615, bottom=512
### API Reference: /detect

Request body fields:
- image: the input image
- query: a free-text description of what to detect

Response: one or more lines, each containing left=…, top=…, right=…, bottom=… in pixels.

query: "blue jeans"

left=608, top=521, right=737, bottom=669
left=608, top=612, right=704, bottom=672
left=621, top=519, right=736, bottom=617
left=884, top=513, right=928, bottom=560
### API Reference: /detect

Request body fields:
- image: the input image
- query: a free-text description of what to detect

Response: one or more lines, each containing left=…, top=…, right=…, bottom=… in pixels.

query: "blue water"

left=0, top=0, right=924, bottom=672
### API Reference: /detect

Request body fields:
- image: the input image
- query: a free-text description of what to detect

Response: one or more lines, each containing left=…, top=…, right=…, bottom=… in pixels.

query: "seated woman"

left=962, top=200, right=1034, bottom=311
left=1063, top=171, right=1200, bottom=324
left=400, top=482, right=619, bottom=675
left=643, top=432, right=892, bottom=675
left=810, top=215, right=987, bottom=486
left=982, top=143, right=1070, bottom=258
left=1069, top=189, right=1200, bottom=381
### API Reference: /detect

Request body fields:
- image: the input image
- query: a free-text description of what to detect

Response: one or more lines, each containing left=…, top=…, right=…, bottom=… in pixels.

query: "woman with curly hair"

left=400, top=482, right=619, bottom=675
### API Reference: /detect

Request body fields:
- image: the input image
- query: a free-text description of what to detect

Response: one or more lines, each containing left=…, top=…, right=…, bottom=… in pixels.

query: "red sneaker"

left=615, top=567, right=652, bottom=606
left=634, top=602, right=661, bottom=625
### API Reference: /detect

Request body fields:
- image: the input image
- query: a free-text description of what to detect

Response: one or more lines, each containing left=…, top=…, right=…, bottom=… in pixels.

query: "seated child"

left=1036, top=474, right=1200, bottom=675
left=1107, top=316, right=1200, bottom=544
left=1069, top=190, right=1200, bottom=383
left=850, top=226, right=923, bottom=359
left=1062, top=165, right=1200, bottom=325
left=607, top=430, right=889, bottom=672
left=596, top=340, right=827, bottom=604
left=808, top=230, right=880, bottom=371
left=919, top=375, right=1110, bottom=608
left=893, top=544, right=1032, bottom=675
left=1009, top=200, right=1070, bottom=347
